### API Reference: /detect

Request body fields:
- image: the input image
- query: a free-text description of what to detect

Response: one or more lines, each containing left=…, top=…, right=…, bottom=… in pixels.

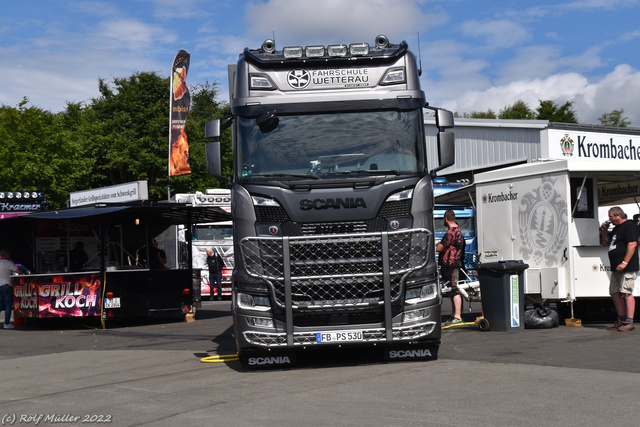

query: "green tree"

left=498, top=100, right=535, bottom=120
left=89, top=72, right=172, bottom=200
left=535, top=99, right=578, bottom=123
left=598, top=109, right=630, bottom=127
left=0, top=99, right=95, bottom=208
left=465, top=109, right=497, bottom=119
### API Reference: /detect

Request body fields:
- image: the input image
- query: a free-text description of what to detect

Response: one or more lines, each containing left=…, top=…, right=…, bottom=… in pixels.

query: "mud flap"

left=383, top=343, right=439, bottom=362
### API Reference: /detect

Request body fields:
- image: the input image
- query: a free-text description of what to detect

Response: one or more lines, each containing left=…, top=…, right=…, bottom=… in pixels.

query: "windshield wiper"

left=324, top=169, right=400, bottom=176
left=250, top=173, right=321, bottom=180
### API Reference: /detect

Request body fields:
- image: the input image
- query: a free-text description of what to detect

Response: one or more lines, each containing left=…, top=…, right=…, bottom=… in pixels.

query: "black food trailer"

left=3, top=201, right=230, bottom=327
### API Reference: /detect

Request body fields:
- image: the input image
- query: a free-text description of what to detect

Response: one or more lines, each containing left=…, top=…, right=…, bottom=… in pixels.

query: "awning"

left=434, top=184, right=476, bottom=207
left=22, top=206, right=129, bottom=220
left=4, top=202, right=231, bottom=225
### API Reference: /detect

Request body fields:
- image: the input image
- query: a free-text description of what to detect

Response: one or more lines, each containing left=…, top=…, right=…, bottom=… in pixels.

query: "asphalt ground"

left=0, top=300, right=638, bottom=426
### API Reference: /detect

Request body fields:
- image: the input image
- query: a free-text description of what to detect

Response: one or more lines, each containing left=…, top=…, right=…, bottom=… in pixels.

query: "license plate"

left=104, top=297, right=121, bottom=309
left=315, top=330, right=363, bottom=343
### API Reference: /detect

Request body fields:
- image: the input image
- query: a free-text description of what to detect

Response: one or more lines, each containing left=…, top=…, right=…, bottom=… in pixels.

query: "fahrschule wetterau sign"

left=69, top=181, right=149, bottom=207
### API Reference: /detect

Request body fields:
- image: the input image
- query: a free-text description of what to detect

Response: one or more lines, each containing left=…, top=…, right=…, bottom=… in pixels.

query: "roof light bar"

left=305, top=45, right=325, bottom=57
left=283, top=46, right=303, bottom=58
left=327, top=44, right=348, bottom=57
left=0, top=191, right=44, bottom=199
left=349, top=43, right=369, bottom=56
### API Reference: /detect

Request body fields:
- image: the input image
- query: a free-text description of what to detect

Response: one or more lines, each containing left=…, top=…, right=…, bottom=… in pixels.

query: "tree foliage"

left=0, top=72, right=228, bottom=208
left=598, top=109, right=630, bottom=127
left=463, top=109, right=497, bottom=119
left=498, top=100, right=536, bottom=120
left=89, top=72, right=171, bottom=200
left=535, top=99, right=578, bottom=123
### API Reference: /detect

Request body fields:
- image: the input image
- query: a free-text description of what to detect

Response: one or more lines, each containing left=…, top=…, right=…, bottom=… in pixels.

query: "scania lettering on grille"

left=299, top=198, right=367, bottom=210
left=287, top=69, right=310, bottom=89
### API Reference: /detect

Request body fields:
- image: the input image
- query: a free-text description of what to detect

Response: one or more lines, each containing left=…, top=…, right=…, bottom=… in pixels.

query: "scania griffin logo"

left=299, top=198, right=367, bottom=210
left=287, top=69, right=310, bottom=89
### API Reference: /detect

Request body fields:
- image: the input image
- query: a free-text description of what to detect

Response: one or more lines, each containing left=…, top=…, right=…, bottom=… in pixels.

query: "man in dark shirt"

left=600, top=206, right=638, bottom=332
left=437, top=210, right=464, bottom=326
left=206, top=248, right=224, bottom=300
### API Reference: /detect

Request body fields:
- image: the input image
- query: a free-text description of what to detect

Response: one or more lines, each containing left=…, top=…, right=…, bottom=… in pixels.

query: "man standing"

left=600, top=206, right=638, bottom=332
left=206, top=248, right=224, bottom=300
left=0, top=249, right=23, bottom=329
left=437, top=210, right=465, bottom=326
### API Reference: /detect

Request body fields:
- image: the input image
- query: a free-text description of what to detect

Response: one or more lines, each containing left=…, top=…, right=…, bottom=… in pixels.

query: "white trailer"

left=173, top=189, right=233, bottom=300
left=437, top=125, right=640, bottom=317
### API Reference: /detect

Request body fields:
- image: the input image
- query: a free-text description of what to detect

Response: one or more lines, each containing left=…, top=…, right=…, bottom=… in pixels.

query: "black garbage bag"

left=524, top=300, right=559, bottom=329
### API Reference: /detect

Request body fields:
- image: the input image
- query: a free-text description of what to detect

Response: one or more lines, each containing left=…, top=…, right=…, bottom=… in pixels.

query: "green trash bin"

left=477, top=260, right=529, bottom=332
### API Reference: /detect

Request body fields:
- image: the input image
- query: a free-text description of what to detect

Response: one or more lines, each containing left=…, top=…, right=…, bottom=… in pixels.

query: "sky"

left=2, top=0, right=640, bottom=125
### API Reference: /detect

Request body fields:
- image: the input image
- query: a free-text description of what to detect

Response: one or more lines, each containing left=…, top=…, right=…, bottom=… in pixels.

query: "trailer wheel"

left=478, top=318, right=490, bottom=331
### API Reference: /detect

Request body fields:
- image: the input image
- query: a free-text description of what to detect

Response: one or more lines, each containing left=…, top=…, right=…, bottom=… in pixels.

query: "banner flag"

left=169, top=49, right=191, bottom=176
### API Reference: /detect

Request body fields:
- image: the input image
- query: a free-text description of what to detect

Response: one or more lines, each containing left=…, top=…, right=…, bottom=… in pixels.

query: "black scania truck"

left=205, top=34, right=455, bottom=367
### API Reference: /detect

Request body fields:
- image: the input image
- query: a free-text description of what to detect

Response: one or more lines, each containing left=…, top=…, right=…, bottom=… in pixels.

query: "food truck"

left=4, top=201, right=229, bottom=326
left=435, top=124, right=640, bottom=318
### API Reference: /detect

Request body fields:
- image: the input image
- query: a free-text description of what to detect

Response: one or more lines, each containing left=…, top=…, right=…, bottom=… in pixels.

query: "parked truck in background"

left=433, top=177, right=478, bottom=280
left=173, top=189, right=233, bottom=300
left=204, top=34, right=455, bottom=367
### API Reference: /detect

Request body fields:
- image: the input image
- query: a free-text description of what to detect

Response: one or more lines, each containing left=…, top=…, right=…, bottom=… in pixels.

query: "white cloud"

left=243, top=0, right=444, bottom=47
left=99, top=19, right=177, bottom=50
left=576, top=64, right=640, bottom=124
left=440, top=65, right=640, bottom=125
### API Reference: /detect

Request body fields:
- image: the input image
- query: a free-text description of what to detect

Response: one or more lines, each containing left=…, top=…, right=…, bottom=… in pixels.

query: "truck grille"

left=255, top=200, right=410, bottom=236
left=239, top=229, right=431, bottom=315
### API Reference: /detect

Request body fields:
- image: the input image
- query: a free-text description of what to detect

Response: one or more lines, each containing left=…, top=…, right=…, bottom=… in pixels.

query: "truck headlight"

left=403, top=308, right=429, bottom=322
left=237, top=292, right=271, bottom=311
left=405, top=283, right=437, bottom=303
left=247, top=317, right=275, bottom=328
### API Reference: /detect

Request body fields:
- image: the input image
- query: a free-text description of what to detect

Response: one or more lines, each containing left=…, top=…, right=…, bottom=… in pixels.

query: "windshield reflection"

left=237, top=109, right=424, bottom=180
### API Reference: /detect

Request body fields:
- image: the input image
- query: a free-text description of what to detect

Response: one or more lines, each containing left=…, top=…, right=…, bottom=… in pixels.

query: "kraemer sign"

left=69, top=181, right=149, bottom=207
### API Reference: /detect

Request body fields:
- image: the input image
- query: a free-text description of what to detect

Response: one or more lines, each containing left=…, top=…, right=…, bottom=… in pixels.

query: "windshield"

left=236, top=109, right=425, bottom=180
left=193, top=224, right=233, bottom=241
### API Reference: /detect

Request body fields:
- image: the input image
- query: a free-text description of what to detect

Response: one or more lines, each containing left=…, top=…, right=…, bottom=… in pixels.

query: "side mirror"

left=204, top=117, right=232, bottom=179
left=435, top=109, right=454, bottom=129
left=427, top=107, right=455, bottom=177
left=205, top=141, right=223, bottom=178
left=437, top=131, right=455, bottom=170
left=205, top=120, right=220, bottom=139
